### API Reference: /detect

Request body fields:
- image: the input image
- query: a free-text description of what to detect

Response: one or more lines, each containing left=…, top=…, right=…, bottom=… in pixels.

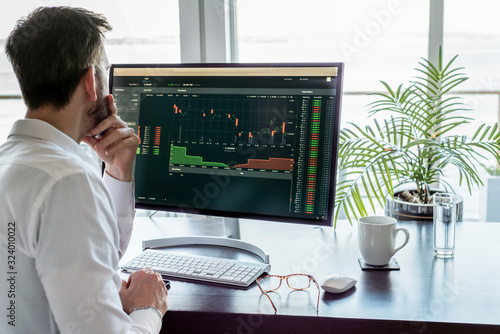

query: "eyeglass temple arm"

left=257, top=282, right=278, bottom=313
left=312, top=278, right=320, bottom=310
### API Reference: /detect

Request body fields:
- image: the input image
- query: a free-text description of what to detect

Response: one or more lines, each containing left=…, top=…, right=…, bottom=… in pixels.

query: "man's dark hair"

left=5, top=7, right=112, bottom=110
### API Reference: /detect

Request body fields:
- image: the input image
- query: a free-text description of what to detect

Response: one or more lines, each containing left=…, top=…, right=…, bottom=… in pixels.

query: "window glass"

left=444, top=0, right=500, bottom=91
left=0, top=99, right=25, bottom=142
left=443, top=0, right=500, bottom=221
left=237, top=0, right=429, bottom=92
left=0, top=0, right=180, bottom=144
left=443, top=0, right=500, bottom=130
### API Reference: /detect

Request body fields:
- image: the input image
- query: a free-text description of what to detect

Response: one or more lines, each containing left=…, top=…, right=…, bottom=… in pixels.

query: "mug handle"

left=392, top=227, right=410, bottom=255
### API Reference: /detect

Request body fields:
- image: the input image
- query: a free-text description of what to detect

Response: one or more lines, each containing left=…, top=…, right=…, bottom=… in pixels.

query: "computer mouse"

left=320, top=274, right=357, bottom=293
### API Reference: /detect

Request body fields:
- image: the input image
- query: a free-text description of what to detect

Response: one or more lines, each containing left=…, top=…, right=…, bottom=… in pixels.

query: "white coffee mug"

left=358, top=216, right=410, bottom=266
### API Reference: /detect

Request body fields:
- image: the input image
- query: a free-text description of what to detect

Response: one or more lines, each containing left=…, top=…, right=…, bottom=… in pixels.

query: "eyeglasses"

left=256, top=274, right=320, bottom=313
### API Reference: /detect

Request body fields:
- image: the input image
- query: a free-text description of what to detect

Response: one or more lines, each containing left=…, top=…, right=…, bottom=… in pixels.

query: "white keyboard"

left=121, top=249, right=271, bottom=287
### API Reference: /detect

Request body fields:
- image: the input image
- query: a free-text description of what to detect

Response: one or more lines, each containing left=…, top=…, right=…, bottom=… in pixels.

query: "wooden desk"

left=122, top=216, right=500, bottom=333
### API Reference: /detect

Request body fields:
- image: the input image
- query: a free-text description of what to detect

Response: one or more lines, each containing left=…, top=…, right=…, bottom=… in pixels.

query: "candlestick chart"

left=171, top=94, right=294, bottom=146
left=156, top=93, right=296, bottom=171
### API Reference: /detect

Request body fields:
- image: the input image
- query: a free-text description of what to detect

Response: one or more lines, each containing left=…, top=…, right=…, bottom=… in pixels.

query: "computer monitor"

left=109, top=63, right=343, bottom=232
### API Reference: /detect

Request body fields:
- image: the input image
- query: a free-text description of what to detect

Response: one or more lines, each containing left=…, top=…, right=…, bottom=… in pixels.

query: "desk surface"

left=122, top=216, right=500, bottom=334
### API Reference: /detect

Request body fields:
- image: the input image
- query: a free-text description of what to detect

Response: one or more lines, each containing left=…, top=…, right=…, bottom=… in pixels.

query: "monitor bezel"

left=109, top=62, right=344, bottom=227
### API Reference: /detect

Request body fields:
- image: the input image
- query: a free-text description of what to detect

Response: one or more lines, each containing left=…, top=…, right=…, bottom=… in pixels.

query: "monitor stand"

left=141, top=217, right=270, bottom=264
left=223, top=217, right=241, bottom=239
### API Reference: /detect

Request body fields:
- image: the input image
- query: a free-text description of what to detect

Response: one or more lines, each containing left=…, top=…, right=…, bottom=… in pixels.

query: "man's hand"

left=119, top=268, right=169, bottom=316
left=83, top=95, right=139, bottom=181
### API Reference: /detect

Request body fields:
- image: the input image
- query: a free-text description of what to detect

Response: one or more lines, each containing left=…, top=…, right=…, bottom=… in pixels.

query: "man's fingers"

left=92, top=114, right=127, bottom=137
left=91, top=95, right=118, bottom=136
left=92, top=95, right=125, bottom=136
left=107, top=94, right=117, bottom=115
left=96, top=129, right=138, bottom=155
left=81, top=135, right=97, bottom=147
left=95, top=127, right=135, bottom=148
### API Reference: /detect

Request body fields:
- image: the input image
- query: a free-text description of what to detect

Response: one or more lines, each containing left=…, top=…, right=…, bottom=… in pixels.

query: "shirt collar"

left=8, top=119, right=101, bottom=173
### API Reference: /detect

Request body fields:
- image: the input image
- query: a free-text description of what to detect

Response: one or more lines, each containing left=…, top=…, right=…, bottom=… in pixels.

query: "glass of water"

left=433, top=193, right=457, bottom=258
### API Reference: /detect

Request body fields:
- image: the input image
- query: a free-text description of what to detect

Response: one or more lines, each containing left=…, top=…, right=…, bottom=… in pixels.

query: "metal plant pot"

left=385, top=190, right=463, bottom=222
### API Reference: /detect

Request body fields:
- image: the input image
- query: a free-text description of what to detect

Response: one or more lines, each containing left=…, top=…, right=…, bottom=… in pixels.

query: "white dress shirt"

left=0, top=119, right=161, bottom=334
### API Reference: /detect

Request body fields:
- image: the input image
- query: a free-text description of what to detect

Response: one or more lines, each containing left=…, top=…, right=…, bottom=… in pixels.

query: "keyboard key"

left=152, top=266, right=179, bottom=273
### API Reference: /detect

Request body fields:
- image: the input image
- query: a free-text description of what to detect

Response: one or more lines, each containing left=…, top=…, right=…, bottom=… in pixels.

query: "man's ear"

left=83, top=66, right=97, bottom=102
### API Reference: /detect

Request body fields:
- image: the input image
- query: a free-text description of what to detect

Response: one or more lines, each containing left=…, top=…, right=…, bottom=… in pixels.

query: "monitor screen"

left=110, top=63, right=343, bottom=226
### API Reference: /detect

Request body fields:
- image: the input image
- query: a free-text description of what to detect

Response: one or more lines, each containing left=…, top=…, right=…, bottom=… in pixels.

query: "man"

left=0, top=7, right=168, bottom=334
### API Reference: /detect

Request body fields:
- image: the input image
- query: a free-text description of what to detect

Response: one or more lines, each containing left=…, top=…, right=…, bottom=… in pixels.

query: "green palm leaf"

left=335, top=50, right=500, bottom=227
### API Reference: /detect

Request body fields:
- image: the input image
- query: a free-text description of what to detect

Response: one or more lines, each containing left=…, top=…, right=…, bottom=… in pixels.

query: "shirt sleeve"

left=129, top=309, right=163, bottom=334
left=33, top=172, right=161, bottom=334
left=103, top=172, right=136, bottom=259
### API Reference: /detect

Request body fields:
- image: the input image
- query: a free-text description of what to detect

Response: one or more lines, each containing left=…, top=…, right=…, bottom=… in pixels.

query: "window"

left=2, top=1, right=499, bottom=221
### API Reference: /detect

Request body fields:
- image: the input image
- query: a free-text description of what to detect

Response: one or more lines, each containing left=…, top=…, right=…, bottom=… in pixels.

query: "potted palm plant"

left=335, top=51, right=500, bottom=226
